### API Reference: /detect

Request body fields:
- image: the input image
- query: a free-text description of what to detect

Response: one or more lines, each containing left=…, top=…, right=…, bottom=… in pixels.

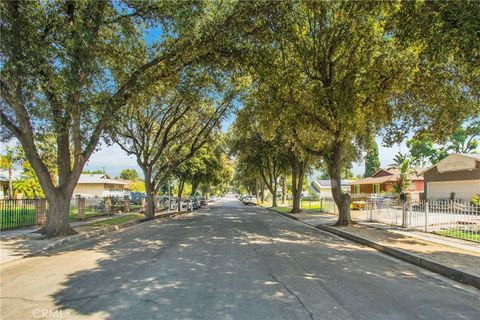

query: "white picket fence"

left=359, top=199, right=480, bottom=242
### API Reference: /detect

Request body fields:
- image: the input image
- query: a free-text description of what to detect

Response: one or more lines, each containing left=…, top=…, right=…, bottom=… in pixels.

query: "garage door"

left=427, top=180, right=480, bottom=201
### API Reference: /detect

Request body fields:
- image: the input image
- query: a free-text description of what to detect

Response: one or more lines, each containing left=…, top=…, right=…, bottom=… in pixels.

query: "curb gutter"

left=266, top=207, right=480, bottom=290
left=26, top=211, right=188, bottom=258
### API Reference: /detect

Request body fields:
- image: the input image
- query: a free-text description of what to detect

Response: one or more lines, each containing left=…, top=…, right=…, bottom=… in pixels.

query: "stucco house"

left=0, top=174, right=8, bottom=198
left=423, top=153, right=480, bottom=202
left=73, top=174, right=129, bottom=197
left=310, top=180, right=350, bottom=198
left=350, top=168, right=424, bottom=195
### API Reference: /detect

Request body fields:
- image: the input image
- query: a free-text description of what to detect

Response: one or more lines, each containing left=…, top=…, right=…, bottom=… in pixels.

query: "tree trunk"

left=254, top=179, right=260, bottom=200
left=328, top=144, right=352, bottom=226
left=281, top=176, right=286, bottom=204
left=260, top=180, right=265, bottom=203
left=144, top=179, right=156, bottom=218
left=271, top=178, right=278, bottom=207
left=39, top=192, right=77, bottom=237
left=288, top=156, right=308, bottom=214
left=177, top=179, right=185, bottom=212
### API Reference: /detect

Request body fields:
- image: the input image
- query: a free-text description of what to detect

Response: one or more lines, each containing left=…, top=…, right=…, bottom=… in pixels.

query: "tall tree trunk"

left=177, top=179, right=185, bottom=212
left=327, top=143, right=352, bottom=226
left=40, top=191, right=76, bottom=237
left=271, top=178, right=278, bottom=207
left=281, top=176, right=286, bottom=204
left=290, top=159, right=306, bottom=214
left=144, top=177, right=156, bottom=218
left=254, top=179, right=260, bottom=200
left=260, top=179, right=265, bottom=203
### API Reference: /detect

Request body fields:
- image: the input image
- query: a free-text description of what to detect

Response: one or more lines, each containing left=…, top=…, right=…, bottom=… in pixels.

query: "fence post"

left=78, top=196, right=86, bottom=220
left=424, top=200, right=429, bottom=232
left=408, top=201, right=412, bottom=227
left=123, top=195, right=130, bottom=213
left=370, top=200, right=374, bottom=221
left=401, top=201, right=407, bottom=228
left=104, top=197, right=112, bottom=215
left=35, top=199, right=47, bottom=226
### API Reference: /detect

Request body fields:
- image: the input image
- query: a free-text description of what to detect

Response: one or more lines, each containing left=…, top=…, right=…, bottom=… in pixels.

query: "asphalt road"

left=1, top=198, right=479, bottom=320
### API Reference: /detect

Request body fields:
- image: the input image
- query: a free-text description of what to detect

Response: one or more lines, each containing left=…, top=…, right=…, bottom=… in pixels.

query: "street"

left=1, top=198, right=479, bottom=320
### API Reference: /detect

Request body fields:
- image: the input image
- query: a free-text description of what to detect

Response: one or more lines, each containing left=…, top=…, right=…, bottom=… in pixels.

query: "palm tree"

left=389, top=152, right=417, bottom=193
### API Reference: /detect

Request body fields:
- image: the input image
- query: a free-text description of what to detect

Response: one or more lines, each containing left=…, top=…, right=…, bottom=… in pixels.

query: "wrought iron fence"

left=0, top=198, right=39, bottom=230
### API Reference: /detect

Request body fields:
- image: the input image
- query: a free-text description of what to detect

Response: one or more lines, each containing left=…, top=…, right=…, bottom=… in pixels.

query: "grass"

left=437, top=230, right=480, bottom=242
left=86, top=214, right=144, bottom=227
left=269, top=206, right=292, bottom=213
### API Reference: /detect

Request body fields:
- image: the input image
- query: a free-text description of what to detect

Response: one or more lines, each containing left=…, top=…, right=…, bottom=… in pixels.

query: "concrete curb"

left=263, top=207, right=299, bottom=220
left=266, top=208, right=480, bottom=290
left=26, top=210, right=188, bottom=258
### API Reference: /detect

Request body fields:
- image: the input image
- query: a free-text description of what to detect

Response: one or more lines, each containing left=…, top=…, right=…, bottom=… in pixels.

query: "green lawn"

left=437, top=230, right=480, bottom=242
left=269, top=206, right=292, bottom=214
left=86, top=214, right=144, bottom=227
left=69, top=207, right=107, bottom=221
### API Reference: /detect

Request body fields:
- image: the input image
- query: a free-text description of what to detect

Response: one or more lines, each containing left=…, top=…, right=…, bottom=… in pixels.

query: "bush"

left=471, top=194, right=480, bottom=206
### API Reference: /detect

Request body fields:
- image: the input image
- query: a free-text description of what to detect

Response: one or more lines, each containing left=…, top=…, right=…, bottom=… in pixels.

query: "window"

left=373, top=184, right=380, bottom=194
left=354, top=185, right=360, bottom=194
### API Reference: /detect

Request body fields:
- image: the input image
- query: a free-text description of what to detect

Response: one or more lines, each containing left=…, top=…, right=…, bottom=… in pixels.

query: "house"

left=423, top=153, right=480, bottom=202
left=0, top=174, right=8, bottom=198
left=310, top=180, right=350, bottom=198
left=73, top=174, right=129, bottom=197
left=350, top=168, right=424, bottom=195
left=0, top=169, right=24, bottom=198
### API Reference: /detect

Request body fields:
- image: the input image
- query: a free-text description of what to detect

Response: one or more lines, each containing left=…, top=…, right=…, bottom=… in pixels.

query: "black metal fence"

left=0, top=198, right=38, bottom=230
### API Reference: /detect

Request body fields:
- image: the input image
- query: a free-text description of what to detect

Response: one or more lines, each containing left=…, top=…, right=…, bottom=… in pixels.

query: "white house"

left=73, top=174, right=129, bottom=197
left=422, top=153, right=480, bottom=202
left=310, top=179, right=350, bottom=198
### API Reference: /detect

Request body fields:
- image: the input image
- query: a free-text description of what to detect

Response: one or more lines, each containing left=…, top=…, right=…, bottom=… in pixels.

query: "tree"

left=364, top=137, right=380, bottom=178
left=0, top=1, right=191, bottom=236
left=119, top=169, right=139, bottom=181
left=128, top=181, right=145, bottom=193
left=82, top=170, right=104, bottom=175
left=112, top=74, right=238, bottom=217
left=0, top=0, right=268, bottom=236
left=266, top=1, right=416, bottom=226
left=407, top=120, right=479, bottom=166
left=12, top=161, right=44, bottom=199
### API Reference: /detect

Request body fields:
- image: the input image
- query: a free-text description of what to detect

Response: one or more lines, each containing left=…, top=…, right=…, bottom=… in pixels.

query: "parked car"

left=129, top=192, right=146, bottom=205
left=209, top=196, right=217, bottom=202
left=243, top=195, right=257, bottom=205
left=200, top=198, right=207, bottom=206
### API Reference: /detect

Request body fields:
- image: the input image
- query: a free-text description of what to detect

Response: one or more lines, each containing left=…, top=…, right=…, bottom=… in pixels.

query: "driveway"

left=1, top=198, right=479, bottom=319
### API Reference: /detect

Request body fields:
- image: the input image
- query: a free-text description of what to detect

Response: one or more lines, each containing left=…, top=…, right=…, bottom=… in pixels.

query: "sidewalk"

left=0, top=209, right=177, bottom=265
left=287, top=211, right=480, bottom=288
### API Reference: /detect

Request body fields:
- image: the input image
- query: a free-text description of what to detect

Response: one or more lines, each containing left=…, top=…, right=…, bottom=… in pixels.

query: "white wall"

left=427, top=180, right=480, bottom=201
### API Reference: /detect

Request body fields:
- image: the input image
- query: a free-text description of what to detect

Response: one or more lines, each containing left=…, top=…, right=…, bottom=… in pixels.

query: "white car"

left=242, top=196, right=257, bottom=205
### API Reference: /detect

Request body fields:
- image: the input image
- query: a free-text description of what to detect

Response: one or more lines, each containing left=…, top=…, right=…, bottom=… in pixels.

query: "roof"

left=350, top=169, right=423, bottom=185
left=459, top=153, right=480, bottom=161
left=78, top=174, right=128, bottom=185
left=314, top=180, right=350, bottom=187
left=422, top=153, right=480, bottom=175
